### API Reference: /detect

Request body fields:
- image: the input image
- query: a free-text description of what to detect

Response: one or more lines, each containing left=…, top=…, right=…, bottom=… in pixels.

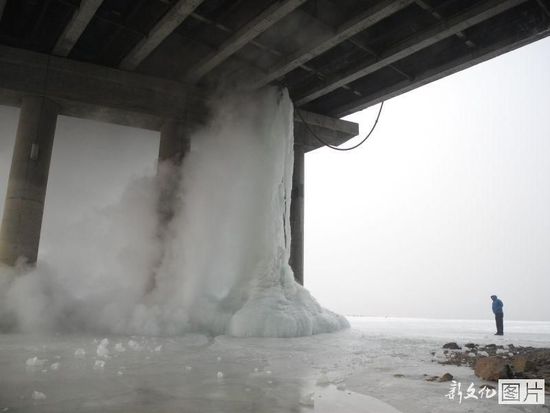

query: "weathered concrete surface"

left=0, top=45, right=358, bottom=151
left=120, top=0, right=206, bottom=71
left=159, top=120, right=192, bottom=164
left=52, top=0, right=104, bottom=57
left=0, top=45, right=202, bottom=130
left=295, top=0, right=530, bottom=106
left=0, top=96, right=59, bottom=265
left=185, top=0, right=308, bottom=82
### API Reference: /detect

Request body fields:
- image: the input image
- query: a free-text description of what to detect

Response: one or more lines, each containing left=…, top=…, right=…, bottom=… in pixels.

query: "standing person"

left=491, top=295, right=504, bottom=335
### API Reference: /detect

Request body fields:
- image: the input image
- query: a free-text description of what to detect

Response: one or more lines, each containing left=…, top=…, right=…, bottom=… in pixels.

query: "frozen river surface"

left=1, top=317, right=549, bottom=412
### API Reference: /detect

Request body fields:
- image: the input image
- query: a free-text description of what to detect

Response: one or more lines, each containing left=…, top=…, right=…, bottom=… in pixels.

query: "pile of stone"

left=435, top=342, right=550, bottom=393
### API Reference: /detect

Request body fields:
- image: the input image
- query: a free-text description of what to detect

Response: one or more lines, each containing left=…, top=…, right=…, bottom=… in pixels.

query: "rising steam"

left=0, top=88, right=349, bottom=337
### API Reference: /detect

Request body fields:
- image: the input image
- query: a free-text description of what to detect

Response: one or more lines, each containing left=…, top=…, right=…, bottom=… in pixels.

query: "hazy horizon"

left=306, top=37, right=550, bottom=322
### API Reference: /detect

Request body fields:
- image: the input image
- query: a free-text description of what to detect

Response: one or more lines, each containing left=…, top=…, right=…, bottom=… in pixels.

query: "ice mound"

left=0, top=88, right=348, bottom=338
left=228, top=266, right=349, bottom=337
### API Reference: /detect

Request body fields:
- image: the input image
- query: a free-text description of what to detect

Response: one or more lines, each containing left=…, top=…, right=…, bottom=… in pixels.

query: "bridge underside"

left=1, top=0, right=548, bottom=117
left=0, top=0, right=549, bottom=283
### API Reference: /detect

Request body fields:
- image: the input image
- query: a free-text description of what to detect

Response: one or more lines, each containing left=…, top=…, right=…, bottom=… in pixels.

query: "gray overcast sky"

left=1, top=37, right=549, bottom=322
left=306, top=37, right=550, bottom=321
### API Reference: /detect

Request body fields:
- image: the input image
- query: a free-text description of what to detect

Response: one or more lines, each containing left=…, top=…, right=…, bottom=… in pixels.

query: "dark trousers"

left=495, top=313, right=504, bottom=335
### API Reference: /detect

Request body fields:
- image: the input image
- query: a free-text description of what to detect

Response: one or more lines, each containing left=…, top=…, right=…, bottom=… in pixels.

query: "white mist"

left=0, top=88, right=348, bottom=337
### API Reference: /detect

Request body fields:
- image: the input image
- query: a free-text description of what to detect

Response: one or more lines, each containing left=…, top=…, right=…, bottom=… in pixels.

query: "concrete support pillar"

left=159, top=120, right=191, bottom=164
left=0, top=96, right=59, bottom=265
left=157, top=120, right=191, bottom=225
left=290, top=137, right=305, bottom=285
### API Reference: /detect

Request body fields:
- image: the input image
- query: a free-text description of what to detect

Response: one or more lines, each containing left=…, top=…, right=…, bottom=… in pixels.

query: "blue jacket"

left=492, top=298, right=503, bottom=315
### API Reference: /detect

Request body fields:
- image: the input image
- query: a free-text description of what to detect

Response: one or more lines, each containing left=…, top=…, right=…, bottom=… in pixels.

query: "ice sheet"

left=1, top=317, right=548, bottom=412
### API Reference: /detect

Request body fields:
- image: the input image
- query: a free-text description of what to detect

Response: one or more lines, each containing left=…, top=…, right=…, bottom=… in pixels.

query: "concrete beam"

left=119, top=0, right=206, bottom=71
left=331, top=28, right=550, bottom=117
left=185, top=0, right=308, bottom=83
left=0, top=45, right=357, bottom=148
left=0, top=97, right=59, bottom=265
left=295, top=0, right=528, bottom=106
left=53, top=0, right=104, bottom=57
left=0, top=45, right=205, bottom=130
left=296, top=109, right=359, bottom=152
left=249, top=0, right=413, bottom=89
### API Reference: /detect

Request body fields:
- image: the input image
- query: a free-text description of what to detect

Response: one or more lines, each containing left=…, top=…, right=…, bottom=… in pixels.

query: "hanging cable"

left=296, top=101, right=384, bottom=151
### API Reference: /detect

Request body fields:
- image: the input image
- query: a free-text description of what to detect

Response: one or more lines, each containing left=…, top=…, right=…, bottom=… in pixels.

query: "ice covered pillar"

left=290, top=132, right=305, bottom=285
left=0, top=96, right=59, bottom=266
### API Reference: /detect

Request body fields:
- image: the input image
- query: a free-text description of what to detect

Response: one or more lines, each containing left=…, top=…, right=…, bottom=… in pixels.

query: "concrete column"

left=0, top=96, right=59, bottom=265
left=156, top=119, right=191, bottom=226
left=159, top=120, right=191, bottom=164
left=290, top=137, right=305, bottom=285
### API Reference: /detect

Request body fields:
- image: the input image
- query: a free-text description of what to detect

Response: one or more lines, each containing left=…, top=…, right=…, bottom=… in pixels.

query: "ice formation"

left=93, top=360, right=105, bottom=369
left=0, top=88, right=348, bottom=338
left=25, top=356, right=47, bottom=368
left=31, top=391, right=46, bottom=400
left=74, top=348, right=86, bottom=358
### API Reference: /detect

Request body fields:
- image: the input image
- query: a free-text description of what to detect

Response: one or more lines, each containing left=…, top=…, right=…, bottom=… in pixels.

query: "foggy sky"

left=1, top=37, right=549, bottom=321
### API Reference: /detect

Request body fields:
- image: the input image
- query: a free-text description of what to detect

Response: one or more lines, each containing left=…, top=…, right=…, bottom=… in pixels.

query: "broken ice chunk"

left=32, top=391, right=46, bottom=400
left=217, top=371, right=224, bottom=379
left=50, top=362, right=60, bottom=371
left=128, top=340, right=141, bottom=350
left=299, top=392, right=315, bottom=407
left=74, top=348, right=86, bottom=358
left=26, top=357, right=47, bottom=368
left=114, top=343, right=126, bottom=352
left=94, top=360, right=105, bottom=370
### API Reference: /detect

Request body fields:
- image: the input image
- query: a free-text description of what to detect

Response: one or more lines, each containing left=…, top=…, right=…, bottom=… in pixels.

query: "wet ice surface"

left=1, top=317, right=549, bottom=412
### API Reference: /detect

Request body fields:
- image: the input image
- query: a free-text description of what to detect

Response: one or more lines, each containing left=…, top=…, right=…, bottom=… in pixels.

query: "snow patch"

left=31, top=391, right=46, bottom=400
left=74, top=348, right=86, bottom=358
left=93, top=360, right=105, bottom=370
left=25, top=357, right=47, bottom=368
